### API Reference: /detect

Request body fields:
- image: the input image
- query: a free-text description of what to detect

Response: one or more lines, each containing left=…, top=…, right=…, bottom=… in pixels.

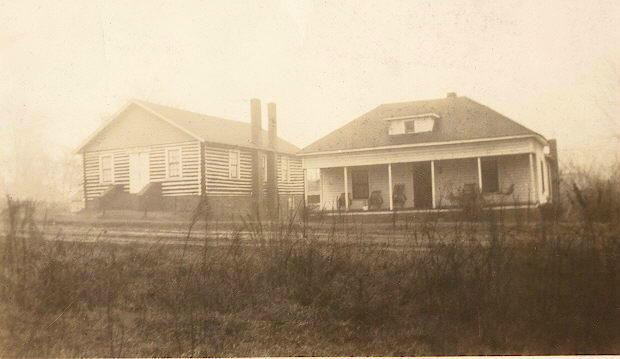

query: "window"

left=540, top=160, right=545, bottom=193
left=351, top=170, right=369, bottom=199
left=167, top=149, right=181, bottom=178
left=306, top=168, right=321, bottom=192
left=281, top=156, right=290, bottom=182
left=404, top=120, right=415, bottom=133
left=229, top=150, right=240, bottom=179
left=481, top=157, right=499, bottom=193
left=100, top=155, right=113, bottom=183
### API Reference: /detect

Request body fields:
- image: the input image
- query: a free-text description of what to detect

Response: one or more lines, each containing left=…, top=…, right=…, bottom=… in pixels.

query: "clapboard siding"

left=277, top=155, right=304, bottom=195
left=85, top=140, right=303, bottom=201
left=204, top=145, right=253, bottom=195
left=149, top=141, right=201, bottom=196
left=84, top=149, right=129, bottom=200
left=83, top=140, right=201, bottom=200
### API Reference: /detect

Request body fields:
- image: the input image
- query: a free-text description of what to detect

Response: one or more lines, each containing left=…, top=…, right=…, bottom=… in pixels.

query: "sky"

left=1, top=0, right=619, bottom=168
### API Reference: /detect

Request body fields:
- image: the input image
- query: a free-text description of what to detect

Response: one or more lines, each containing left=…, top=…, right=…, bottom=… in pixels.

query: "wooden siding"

left=149, top=141, right=201, bottom=196
left=84, top=149, right=129, bottom=200
left=83, top=140, right=201, bottom=200
left=204, top=145, right=253, bottom=196
left=277, top=154, right=304, bottom=195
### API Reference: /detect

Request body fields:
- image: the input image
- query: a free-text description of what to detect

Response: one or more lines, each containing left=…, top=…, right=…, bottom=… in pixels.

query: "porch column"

left=388, top=163, right=393, bottom=210
left=431, top=160, right=436, bottom=209
left=529, top=153, right=538, bottom=204
left=320, top=170, right=324, bottom=210
left=303, top=169, right=308, bottom=205
left=477, top=157, right=483, bottom=192
left=343, top=166, right=349, bottom=211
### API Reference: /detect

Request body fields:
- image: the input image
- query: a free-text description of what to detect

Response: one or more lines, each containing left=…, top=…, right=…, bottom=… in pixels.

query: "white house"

left=75, top=99, right=304, bottom=216
left=299, top=93, right=558, bottom=212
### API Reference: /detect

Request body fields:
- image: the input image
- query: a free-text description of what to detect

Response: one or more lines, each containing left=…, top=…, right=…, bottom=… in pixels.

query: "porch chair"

left=369, top=190, right=383, bottom=210
left=393, top=184, right=407, bottom=208
left=337, top=192, right=352, bottom=210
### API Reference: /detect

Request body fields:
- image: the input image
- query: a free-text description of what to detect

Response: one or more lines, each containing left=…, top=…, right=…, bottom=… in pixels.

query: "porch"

left=305, top=153, right=548, bottom=212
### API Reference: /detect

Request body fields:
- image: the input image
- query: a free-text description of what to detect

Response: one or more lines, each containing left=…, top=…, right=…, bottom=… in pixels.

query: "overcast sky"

left=1, top=0, right=618, bottom=164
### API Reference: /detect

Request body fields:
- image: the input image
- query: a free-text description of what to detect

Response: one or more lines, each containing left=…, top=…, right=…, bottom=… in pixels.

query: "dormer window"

left=386, top=113, right=439, bottom=135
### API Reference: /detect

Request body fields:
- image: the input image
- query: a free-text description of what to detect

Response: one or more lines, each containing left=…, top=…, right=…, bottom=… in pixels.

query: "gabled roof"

left=299, top=95, right=545, bottom=154
left=76, top=100, right=300, bottom=154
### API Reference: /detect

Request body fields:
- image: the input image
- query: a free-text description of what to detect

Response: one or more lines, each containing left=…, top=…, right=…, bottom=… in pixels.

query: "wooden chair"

left=337, top=192, right=351, bottom=210
left=393, top=184, right=407, bottom=208
left=369, top=190, right=383, bottom=210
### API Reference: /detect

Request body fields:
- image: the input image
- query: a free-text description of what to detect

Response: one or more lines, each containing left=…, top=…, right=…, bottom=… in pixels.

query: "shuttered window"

left=352, top=170, right=369, bottom=199
left=229, top=150, right=240, bottom=179
left=281, top=156, right=290, bottom=182
left=100, top=155, right=113, bottom=183
left=481, top=157, right=499, bottom=193
left=167, top=149, right=181, bottom=178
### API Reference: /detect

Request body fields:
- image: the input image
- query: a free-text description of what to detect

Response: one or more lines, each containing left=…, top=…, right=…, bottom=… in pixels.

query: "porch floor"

left=322, top=203, right=538, bottom=216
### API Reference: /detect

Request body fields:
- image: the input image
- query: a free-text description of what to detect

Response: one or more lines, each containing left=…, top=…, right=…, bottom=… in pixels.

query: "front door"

left=129, top=152, right=150, bottom=194
left=413, top=161, right=433, bottom=209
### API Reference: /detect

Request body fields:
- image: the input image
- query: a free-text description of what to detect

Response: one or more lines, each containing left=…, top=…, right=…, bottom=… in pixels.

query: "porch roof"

left=299, top=95, right=545, bottom=155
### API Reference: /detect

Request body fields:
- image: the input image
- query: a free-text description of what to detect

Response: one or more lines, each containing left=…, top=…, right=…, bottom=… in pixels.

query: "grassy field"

left=0, top=198, right=618, bottom=356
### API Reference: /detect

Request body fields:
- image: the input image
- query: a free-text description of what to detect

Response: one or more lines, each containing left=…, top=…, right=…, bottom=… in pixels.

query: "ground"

left=0, top=208, right=618, bottom=357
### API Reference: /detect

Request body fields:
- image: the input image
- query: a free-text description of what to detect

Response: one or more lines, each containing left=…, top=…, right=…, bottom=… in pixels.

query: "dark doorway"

left=413, top=161, right=433, bottom=209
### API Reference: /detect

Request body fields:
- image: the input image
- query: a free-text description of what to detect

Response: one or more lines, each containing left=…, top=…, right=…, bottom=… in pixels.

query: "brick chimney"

left=250, top=98, right=262, bottom=147
left=250, top=98, right=263, bottom=217
left=266, top=102, right=279, bottom=218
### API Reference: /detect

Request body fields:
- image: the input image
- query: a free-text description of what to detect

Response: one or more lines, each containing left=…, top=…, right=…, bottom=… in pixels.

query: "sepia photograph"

left=0, top=0, right=618, bottom=357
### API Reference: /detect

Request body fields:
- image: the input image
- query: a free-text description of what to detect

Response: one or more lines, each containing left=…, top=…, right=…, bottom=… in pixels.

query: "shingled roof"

left=77, top=100, right=300, bottom=154
left=135, top=100, right=300, bottom=154
left=299, top=95, right=544, bottom=154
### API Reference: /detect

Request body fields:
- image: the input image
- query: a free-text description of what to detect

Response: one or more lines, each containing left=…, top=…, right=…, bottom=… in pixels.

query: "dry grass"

left=0, top=185, right=618, bottom=356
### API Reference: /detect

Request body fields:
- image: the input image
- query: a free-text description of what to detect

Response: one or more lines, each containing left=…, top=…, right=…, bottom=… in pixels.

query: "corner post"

left=303, top=169, right=308, bottom=205
left=388, top=163, right=393, bottom=211
left=343, top=166, right=349, bottom=211
left=529, top=153, right=537, bottom=204
left=431, top=160, right=436, bottom=209
left=477, top=157, right=483, bottom=192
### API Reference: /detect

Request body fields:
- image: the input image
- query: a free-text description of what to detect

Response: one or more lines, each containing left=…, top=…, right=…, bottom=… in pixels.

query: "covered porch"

left=305, top=153, right=549, bottom=212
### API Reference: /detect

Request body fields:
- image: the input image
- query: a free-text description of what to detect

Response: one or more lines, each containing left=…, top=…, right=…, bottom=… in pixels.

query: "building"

left=75, top=99, right=304, bottom=217
left=299, top=93, right=558, bottom=212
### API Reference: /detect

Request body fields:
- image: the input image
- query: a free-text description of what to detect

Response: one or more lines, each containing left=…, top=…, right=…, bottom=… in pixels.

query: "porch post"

left=477, top=157, right=483, bottom=191
left=343, top=166, right=349, bottom=211
left=320, top=170, right=324, bottom=210
left=388, top=163, right=393, bottom=210
left=529, top=153, right=537, bottom=204
left=303, top=169, right=308, bottom=205
left=431, top=160, right=436, bottom=209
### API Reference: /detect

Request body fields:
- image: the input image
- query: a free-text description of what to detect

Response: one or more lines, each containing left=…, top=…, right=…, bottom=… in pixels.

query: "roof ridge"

left=134, top=99, right=248, bottom=125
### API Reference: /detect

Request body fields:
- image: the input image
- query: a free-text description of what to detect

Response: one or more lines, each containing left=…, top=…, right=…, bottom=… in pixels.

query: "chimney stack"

left=250, top=98, right=262, bottom=147
left=268, top=102, right=277, bottom=149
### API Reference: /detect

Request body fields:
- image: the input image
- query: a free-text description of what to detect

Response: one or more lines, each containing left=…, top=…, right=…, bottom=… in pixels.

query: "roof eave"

left=298, top=134, right=547, bottom=156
